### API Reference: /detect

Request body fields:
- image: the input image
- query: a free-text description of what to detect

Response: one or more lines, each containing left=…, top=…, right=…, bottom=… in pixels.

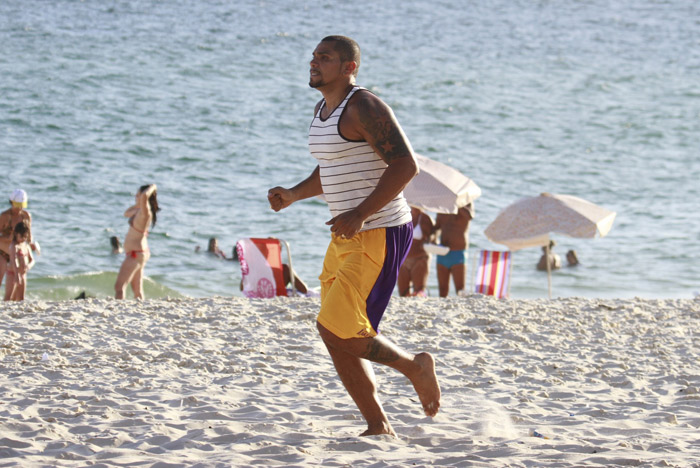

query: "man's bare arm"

left=268, top=165, right=323, bottom=212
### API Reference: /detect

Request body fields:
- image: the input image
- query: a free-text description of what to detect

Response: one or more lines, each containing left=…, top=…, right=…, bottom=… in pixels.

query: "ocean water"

left=2, top=0, right=699, bottom=300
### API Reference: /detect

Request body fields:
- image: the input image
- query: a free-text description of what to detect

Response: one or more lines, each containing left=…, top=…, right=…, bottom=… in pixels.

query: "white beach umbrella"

left=403, top=154, right=481, bottom=214
left=484, top=192, right=617, bottom=297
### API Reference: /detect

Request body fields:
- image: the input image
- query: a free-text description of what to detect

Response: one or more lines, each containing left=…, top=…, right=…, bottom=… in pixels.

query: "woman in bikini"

left=0, top=189, right=35, bottom=289
left=397, top=207, right=435, bottom=296
left=115, top=184, right=159, bottom=299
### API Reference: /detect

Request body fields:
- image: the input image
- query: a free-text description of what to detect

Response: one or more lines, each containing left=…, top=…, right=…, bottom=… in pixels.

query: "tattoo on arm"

left=363, top=339, right=400, bottom=363
left=357, top=98, right=410, bottom=162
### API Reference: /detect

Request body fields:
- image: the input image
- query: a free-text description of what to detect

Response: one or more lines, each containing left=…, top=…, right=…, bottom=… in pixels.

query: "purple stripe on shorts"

left=366, top=223, right=413, bottom=333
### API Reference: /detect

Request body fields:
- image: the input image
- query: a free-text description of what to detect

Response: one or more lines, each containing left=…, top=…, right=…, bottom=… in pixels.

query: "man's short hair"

left=321, top=35, right=361, bottom=76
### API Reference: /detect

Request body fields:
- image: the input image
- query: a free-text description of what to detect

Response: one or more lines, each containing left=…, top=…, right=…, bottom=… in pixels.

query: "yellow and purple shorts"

left=318, top=223, right=413, bottom=339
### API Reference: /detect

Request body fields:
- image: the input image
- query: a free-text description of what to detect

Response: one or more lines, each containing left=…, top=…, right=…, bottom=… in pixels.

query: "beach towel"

left=236, top=238, right=287, bottom=298
left=474, top=250, right=512, bottom=299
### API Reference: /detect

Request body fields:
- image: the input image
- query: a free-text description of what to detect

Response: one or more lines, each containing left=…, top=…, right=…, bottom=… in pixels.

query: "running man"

left=268, top=36, right=440, bottom=437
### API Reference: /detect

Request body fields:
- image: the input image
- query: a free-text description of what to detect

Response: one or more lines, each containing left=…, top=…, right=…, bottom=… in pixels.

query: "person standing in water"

left=4, top=220, right=35, bottom=301
left=115, top=184, right=159, bottom=300
left=267, top=36, right=440, bottom=437
left=536, top=240, right=562, bottom=271
left=0, top=189, right=37, bottom=289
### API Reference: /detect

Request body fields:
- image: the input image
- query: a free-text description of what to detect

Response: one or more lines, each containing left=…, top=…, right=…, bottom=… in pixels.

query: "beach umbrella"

left=484, top=192, right=617, bottom=297
left=403, top=154, right=481, bottom=214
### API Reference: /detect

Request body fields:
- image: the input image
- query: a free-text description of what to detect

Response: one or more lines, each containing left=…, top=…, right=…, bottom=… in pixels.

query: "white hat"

left=10, top=189, right=27, bottom=207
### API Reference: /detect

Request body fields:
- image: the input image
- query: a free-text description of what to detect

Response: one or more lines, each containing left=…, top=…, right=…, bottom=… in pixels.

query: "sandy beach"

left=1, top=295, right=699, bottom=467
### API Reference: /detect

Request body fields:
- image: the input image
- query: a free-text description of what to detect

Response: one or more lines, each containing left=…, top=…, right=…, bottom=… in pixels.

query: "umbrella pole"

left=545, top=243, right=552, bottom=299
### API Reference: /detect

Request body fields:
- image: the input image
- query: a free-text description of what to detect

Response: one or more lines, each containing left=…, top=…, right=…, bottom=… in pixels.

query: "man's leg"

left=437, top=263, right=450, bottom=297
left=322, top=338, right=395, bottom=436
left=451, top=262, right=467, bottom=295
left=318, top=322, right=440, bottom=436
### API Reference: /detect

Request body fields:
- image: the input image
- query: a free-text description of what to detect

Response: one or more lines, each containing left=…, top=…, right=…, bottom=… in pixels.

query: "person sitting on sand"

left=536, top=240, right=561, bottom=271
left=4, top=220, right=35, bottom=301
left=233, top=245, right=310, bottom=295
left=281, top=263, right=309, bottom=295
left=115, top=184, right=159, bottom=300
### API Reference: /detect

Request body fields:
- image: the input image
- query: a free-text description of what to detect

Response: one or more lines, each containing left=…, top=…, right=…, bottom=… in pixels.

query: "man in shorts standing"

left=268, top=36, right=440, bottom=437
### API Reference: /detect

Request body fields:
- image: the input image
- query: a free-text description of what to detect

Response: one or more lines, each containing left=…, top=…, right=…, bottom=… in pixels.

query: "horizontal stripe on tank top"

left=308, top=86, right=411, bottom=231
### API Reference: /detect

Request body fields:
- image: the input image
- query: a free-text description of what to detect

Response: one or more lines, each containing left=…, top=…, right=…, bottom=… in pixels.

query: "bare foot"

left=411, top=352, right=441, bottom=417
left=360, top=422, right=396, bottom=437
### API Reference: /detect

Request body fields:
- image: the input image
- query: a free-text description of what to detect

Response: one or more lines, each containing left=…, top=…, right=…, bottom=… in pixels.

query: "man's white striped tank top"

left=308, top=86, right=412, bottom=232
